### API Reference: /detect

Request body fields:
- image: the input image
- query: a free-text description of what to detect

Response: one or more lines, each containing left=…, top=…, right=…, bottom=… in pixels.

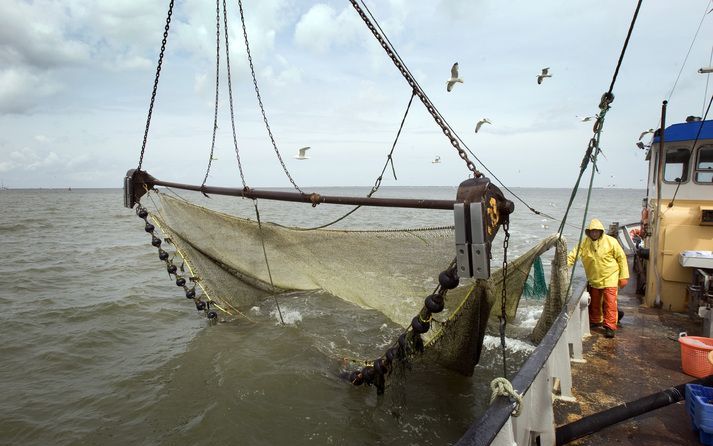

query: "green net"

left=522, top=256, right=549, bottom=299
left=150, top=192, right=569, bottom=375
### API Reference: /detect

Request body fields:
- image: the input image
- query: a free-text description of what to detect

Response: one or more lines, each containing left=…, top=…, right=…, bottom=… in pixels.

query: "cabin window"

left=663, top=147, right=690, bottom=183
left=695, top=145, right=713, bottom=184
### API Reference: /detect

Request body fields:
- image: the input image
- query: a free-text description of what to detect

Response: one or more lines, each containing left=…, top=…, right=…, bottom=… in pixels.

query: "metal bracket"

left=124, top=169, right=157, bottom=209
left=454, top=177, right=514, bottom=279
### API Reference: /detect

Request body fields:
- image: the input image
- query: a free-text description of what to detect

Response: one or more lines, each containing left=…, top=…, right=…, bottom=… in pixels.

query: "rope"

left=201, top=0, right=222, bottom=189
left=607, top=0, right=643, bottom=96
left=558, top=0, right=643, bottom=239
left=252, top=199, right=285, bottom=324
left=298, top=91, right=416, bottom=230
left=489, top=377, right=523, bottom=416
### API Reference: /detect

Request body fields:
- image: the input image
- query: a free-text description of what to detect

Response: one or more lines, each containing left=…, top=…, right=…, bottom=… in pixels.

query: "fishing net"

left=151, top=193, right=569, bottom=375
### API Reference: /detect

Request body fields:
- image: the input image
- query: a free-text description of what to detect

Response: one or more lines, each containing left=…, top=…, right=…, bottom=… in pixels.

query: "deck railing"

left=456, top=281, right=589, bottom=446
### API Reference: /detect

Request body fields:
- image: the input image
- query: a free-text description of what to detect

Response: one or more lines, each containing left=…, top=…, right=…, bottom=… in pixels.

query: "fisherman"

left=567, top=218, right=629, bottom=338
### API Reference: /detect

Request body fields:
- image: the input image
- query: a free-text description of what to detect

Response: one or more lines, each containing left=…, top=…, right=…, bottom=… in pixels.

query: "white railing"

left=456, top=283, right=589, bottom=446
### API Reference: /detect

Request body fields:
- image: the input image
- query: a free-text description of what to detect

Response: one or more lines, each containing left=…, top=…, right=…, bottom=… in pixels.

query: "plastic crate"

left=680, top=336, right=713, bottom=378
left=688, top=384, right=713, bottom=445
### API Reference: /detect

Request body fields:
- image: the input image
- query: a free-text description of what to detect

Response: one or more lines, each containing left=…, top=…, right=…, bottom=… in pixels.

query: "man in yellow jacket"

left=567, top=219, right=629, bottom=338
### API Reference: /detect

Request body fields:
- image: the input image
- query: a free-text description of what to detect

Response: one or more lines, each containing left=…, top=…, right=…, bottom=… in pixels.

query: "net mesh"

left=151, top=193, right=569, bottom=374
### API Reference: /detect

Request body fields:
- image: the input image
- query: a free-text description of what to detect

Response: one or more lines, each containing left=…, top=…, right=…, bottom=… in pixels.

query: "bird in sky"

left=475, top=118, right=492, bottom=133
left=577, top=115, right=595, bottom=122
left=446, top=63, right=463, bottom=92
left=638, top=128, right=655, bottom=141
left=294, top=146, right=310, bottom=160
left=432, top=155, right=441, bottom=164
left=536, top=67, right=552, bottom=85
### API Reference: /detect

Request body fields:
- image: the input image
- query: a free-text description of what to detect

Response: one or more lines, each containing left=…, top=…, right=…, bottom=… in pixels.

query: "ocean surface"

left=0, top=186, right=644, bottom=446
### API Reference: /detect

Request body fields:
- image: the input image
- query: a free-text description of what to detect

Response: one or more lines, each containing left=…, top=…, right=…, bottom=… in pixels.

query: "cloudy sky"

left=0, top=0, right=711, bottom=189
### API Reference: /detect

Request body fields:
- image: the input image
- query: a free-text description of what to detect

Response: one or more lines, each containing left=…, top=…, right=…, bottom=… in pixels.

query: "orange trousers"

left=589, top=287, right=619, bottom=331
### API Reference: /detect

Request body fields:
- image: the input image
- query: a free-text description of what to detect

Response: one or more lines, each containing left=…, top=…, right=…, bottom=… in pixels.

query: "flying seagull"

left=432, top=155, right=441, bottom=164
left=294, top=146, right=310, bottom=160
left=638, top=128, right=655, bottom=141
left=475, top=118, right=492, bottom=133
left=446, top=63, right=463, bottom=92
left=577, top=115, right=595, bottom=122
left=536, top=67, right=552, bottom=85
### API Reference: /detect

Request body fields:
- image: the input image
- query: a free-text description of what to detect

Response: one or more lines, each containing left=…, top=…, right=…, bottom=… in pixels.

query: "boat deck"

left=554, top=283, right=702, bottom=445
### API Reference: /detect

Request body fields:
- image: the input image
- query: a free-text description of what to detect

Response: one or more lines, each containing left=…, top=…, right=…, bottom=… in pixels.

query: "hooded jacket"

left=567, top=219, right=629, bottom=288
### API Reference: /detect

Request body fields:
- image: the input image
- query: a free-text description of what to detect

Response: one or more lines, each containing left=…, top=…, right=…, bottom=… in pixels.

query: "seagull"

left=536, top=67, right=552, bottom=85
left=294, top=146, right=310, bottom=160
left=475, top=118, right=492, bottom=133
left=446, top=63, right=463, bottom=92
left=577, top=115, right=595, bottom=122
left=638, top=128, right=655, bottom=141
left=432, top=155, right=441, bottom=164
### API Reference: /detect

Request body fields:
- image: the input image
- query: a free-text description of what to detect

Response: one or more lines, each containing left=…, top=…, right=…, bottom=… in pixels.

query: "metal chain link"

left=348, top=0, right=482, bottom=178
left=237, top=0, right=303, bottom=193
left=221, top=0, right=247, bottom=188
left=499, top=220, right=510, bottom=378
left=201, top=0, right=222, bottom=188
left=137, top=0, right=175, bottom=171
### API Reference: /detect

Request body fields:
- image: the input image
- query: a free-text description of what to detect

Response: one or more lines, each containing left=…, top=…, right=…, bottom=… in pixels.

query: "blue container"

left=688, top=384, right=713, bottom=444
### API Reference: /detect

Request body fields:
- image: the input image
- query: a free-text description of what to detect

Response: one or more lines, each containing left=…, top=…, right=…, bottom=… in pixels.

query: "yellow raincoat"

left=567, top=219, right=629, bottom=288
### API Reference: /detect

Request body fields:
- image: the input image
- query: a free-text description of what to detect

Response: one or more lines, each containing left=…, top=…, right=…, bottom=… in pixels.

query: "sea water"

left=0, top=187, right=643, bottom=445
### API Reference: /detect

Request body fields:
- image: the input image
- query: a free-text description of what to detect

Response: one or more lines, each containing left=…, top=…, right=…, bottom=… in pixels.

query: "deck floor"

left=553, top=284, right=702, bottom=445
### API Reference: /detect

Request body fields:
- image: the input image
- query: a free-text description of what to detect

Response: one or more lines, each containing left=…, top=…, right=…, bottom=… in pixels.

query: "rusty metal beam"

left=125, top=169, right=457, bottom=210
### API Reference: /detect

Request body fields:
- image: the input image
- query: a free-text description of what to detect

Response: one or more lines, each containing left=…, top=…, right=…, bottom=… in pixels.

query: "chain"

left=201, top=0, right=222, bottom=188
left=137, top=0, right=175, bottom=171
left=237, top=0, right=303, bottom=193
left=221, top=0, right=247, bottom=188
left=348, top=0, right=482, bottom=178
left=499, top=220, right=510, bottom=378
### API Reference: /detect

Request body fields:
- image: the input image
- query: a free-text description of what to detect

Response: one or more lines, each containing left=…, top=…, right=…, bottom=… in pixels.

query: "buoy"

left=425, top=293, right=445, bottom=313
left=411, top=315, right=430, bottom=334
left=438, top=270, right=459, bottom=289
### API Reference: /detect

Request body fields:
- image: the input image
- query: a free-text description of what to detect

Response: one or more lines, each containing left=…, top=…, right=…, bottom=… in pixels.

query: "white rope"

left=489, top=377, right=523, bottom=417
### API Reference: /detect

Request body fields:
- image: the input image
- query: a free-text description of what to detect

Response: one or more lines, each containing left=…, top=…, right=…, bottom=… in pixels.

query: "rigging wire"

left=667, top=93, right=713, bottom=209
left=201, top=0, right=222, bottom=189
left=667, top=0, right=713, bottom=101
left=237, top=0, right=304, bottom=194
left=221, top=0, right=248, bottom=187
left=704, top=45, right=713, bottom=117
left=557, top=0, right=643, bottom=239
left=137, top=0, right=175, bottom=171
left=298, top=91, right=416, bottom=230
left=357, top=0, right=570, bottom=228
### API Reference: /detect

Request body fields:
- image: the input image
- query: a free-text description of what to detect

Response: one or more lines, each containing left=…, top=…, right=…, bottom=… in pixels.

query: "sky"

left=0, top=0, right=712, bottom=189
